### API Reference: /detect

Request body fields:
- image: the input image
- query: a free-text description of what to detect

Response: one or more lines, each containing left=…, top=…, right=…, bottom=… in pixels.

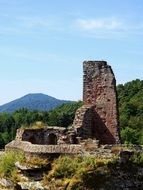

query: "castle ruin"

left=6, top=60, right=120, bottom=155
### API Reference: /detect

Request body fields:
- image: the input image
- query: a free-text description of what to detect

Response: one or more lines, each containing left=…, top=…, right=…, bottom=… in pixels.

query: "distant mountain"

left=0, top=93, right=72, bottom=113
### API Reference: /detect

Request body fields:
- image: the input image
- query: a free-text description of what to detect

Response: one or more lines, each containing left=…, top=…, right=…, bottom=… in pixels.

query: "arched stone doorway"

left=47, top=133, right=57, bottom=145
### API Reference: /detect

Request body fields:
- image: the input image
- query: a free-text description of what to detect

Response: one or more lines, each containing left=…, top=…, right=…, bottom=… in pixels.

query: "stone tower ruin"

left=6, top=60, right=120, bottom=157
left=73, top=61, right=120, bottom=144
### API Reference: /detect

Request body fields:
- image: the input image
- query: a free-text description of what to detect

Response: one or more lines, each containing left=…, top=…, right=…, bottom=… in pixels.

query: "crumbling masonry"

left=73, top=61, right=120, bottom=144
left=6, top=60, right=120, bottom=155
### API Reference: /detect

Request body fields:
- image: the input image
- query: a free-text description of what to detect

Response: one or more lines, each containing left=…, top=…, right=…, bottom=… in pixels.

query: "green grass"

left=0, top=150, right=25, bottom=178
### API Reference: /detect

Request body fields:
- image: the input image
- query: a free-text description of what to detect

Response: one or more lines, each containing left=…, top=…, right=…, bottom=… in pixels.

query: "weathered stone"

left=16, top=181, right=44, bottom=190
left=0, top=178, right=13, bottom=188
left=15, top=161, right=49, bottom=181
left=73, top=105, right=96, bottom=138
left=73, top=61, right=120, bottom=144
left=16, top=127, right=68, bottom=145
left=5, top=140, right=82, bottom=154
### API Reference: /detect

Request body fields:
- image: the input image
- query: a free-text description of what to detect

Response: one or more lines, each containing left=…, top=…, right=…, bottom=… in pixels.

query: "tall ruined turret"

left=73, top=61, right=120, bottom=144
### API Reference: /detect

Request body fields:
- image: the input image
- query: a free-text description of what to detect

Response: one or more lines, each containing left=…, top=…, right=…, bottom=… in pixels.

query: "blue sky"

left=0, top=0, right=143, bottom=105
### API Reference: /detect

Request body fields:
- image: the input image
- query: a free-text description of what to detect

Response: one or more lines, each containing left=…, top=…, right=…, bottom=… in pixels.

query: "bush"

left=67, top=177, right=83, bottom=190
left=0, top=150, right=25, bottom=178
left=43, top=155, right=115, bottom=189
left=51, top=156, right=79, bottom=179
left=23, top=155, right=48, bottom=168
left=130, top=152, right=143, bottom=166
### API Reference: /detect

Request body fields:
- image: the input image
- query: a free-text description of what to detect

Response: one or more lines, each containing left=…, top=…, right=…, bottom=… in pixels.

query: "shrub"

left=24, top=156, right=48, bottom=168
left=67, top=177, right=83, bottom=190
left=43, top=155, right=115, bottom=189
left=0, top=150, right=25, bottom=178
left=130, top=152, right=143, bottom=166
left=51, top=156, right=79, bottom=179
left=81, top=156, right=97, bottom=170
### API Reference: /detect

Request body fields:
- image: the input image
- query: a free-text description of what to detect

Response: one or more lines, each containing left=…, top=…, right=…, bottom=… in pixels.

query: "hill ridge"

left=0, top=93, right=71, bottom=113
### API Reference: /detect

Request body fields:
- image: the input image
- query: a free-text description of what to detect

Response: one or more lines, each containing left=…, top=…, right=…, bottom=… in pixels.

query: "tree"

left=117, top=79, right=143, bottom=144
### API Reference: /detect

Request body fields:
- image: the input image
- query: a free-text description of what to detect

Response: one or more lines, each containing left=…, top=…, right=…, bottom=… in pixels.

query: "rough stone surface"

left=15, top=127, right=78, bottom=146
left=0, top=178, right=13, bottom=188
left=73, top=105, right=95, bottom=138
left=5, top=140, right=82, bottom=154
left=73, top=61, right=120, bottom=144
left=17, top=181, right=44, bottom=190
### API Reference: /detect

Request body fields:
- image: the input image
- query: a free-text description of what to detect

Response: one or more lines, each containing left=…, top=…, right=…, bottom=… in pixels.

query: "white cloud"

left=76, top=18, right=123, bottom=31
left=74, top=17, right=143, bottom=39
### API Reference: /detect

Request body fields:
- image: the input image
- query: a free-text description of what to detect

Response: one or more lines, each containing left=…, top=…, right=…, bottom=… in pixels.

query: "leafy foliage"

left=130, top=152, right=143, bottom=166
left=47, top=101, right=83, bottom=127
left=117, top=79, right=143, bottom=144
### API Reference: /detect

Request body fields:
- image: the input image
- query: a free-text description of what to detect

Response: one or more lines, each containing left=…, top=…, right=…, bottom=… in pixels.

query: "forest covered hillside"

left=117, top=79, right=143, bottom=145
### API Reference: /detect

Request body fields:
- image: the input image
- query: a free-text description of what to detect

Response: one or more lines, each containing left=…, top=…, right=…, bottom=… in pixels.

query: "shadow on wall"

left=92, top=111, right=116, bottom=144
left=75, top=105, right=116, bottom=144
left=21, top=129, right=58, bottom=145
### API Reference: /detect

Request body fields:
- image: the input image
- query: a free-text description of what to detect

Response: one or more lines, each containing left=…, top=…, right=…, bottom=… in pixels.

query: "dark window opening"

left=47, top=133, right=57, bottom=145
left=29, top=136, right=36, bottom=144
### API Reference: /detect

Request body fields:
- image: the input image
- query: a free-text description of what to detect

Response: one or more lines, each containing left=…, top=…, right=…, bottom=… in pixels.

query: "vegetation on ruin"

left=130, top=152, right=143, bottom=166
left=0, top=151, right=49, bottom=184
left=38, top=155, right=117, bottom=189
left=42, top=152, right=143, bottom=189
left=0, top=150, right=142, bottom=189
left=0, top=151, right=25, bottom=179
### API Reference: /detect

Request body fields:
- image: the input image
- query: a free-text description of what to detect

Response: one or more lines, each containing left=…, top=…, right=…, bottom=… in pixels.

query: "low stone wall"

left=5, top=140, right=82, bottom=154
left=5, top=139, right=143, bottom=160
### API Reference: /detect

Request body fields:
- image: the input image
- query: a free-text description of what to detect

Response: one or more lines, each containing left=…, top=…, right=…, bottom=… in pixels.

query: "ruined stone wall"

left=16, top=127, right=69, bottom=145
left=74, top=61, right=120, bottom=144
left=73, top=105, right=95, bottom=139
left=5, top=140, right=82, bottom=155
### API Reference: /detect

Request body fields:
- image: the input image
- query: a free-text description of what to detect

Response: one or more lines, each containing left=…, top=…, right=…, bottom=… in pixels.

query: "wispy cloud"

left=74, top=17, right=143, bottom=39
left=76, top=18, right=123, bottom=30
